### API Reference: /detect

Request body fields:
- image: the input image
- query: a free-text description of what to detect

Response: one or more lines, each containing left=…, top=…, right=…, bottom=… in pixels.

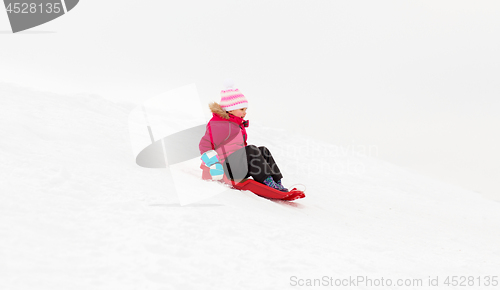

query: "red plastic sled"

left=200, top=164, right=305, bottom=201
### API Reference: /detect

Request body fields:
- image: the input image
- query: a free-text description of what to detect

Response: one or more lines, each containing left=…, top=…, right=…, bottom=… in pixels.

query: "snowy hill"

left=1, top=82, right=499, bottom=290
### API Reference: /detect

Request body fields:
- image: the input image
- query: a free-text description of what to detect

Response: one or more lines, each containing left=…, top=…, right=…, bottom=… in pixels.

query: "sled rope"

left=289, top=183, right=306, bottom=193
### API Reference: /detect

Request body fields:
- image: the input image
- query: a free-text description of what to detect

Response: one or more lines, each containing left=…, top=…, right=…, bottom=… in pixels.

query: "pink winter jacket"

left=199, top=102, right=248, bottom=164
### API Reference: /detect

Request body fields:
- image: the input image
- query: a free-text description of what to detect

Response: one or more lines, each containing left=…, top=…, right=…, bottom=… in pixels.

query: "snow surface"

left=1, top=82, right=499, bottom=290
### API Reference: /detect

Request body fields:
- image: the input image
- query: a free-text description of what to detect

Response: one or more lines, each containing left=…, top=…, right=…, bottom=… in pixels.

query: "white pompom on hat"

left=219, top=79, right=248, bottom=111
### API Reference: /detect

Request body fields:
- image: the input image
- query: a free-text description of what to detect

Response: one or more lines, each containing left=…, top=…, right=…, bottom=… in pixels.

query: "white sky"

left=1, top=0, right=499, bottom=199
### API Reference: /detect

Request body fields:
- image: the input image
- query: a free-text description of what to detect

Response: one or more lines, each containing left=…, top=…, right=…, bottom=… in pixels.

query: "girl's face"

left=228, top=107, right=247, bottom=118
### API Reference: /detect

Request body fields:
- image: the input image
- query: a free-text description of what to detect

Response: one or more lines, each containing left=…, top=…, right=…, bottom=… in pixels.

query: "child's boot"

left=276, top=179, right=289, bottom=192
left=263, top=176, right=289, bottom=192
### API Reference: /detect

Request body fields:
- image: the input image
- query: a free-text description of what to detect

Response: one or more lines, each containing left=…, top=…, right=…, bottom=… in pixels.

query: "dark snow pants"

left=222, top=145, right=283, bottom=183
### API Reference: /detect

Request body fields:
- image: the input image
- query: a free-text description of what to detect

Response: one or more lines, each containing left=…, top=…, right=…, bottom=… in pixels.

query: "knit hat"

left=219, top=79, right=248, bottom=111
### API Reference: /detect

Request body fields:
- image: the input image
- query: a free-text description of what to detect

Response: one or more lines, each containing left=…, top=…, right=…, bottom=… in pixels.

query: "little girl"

left=199, top=81, right=288, bottom=192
